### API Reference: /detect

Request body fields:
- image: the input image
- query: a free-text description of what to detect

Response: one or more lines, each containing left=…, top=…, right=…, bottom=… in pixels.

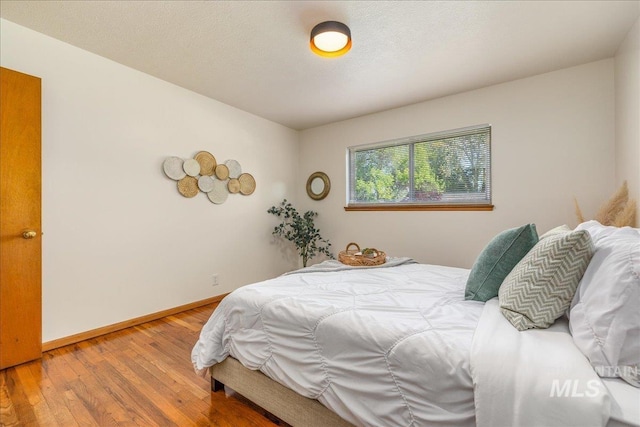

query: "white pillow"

left=539, top=224, right=572, bottom=240
left=570, top=221, right=640, bottom=387
left=575, top=220, right=630, bottom=244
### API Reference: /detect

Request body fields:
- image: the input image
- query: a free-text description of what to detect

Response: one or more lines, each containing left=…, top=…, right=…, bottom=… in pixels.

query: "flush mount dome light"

left=310, top=21, right=352, bottom=57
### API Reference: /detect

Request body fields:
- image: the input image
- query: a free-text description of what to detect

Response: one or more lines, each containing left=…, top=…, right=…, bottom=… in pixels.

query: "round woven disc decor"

left=177, top=176, right=199, bottom=198
left=163, top=157, right=186, bottom=180
left=195, top=151, right=217, bottom=176
left=183, top=158, right=201, bottom=177
left=228, top=178, right=241, bottom=194
left=225, top=159, right=242, bottom=178
left=215, top=164, right=230, bottom=180
left=207, top=179, right=229, bottom=204
left=238, top=173, right=256, bottom=195
left=198, top=175, right=215, bottom=193
left=164, top=151, right=256, bottom=204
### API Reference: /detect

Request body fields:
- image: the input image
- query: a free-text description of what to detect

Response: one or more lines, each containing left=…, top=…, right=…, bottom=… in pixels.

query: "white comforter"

left=192, top=262, right=612, bottom=427
left=192, top=262, right=484, bottom=426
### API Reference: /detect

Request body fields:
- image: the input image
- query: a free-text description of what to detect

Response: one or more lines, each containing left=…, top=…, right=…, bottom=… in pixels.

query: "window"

left=347, top=125, right=492, bottom=211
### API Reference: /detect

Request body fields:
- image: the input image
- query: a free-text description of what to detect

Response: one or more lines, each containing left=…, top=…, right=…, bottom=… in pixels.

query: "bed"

left=192, top=221, right=640, bottom=427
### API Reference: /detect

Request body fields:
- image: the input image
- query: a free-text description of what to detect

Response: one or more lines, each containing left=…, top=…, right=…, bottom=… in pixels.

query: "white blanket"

left=192, top=263, right=484, bottom=427
left=192, top=264, right=612, bottom=427
left=470, top=298, right=611, bottom=427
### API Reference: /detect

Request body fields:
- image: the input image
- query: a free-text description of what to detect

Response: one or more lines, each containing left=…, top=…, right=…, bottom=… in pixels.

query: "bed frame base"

left=212, top=378, right=224, bottom=392
left=210, top=357, right=354, bottom=427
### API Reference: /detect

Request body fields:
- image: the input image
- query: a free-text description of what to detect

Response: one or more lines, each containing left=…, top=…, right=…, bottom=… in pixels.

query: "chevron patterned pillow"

left=499, top=230, right=594, bottom=331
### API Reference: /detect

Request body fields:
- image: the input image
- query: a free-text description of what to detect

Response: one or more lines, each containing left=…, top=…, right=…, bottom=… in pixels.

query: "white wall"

left=2, top=16, right=635, bottom=343
left=1, top=19, right=300, bottom=342
left=615, top=17, right=640, bottom=222
left=299, top=60, right=616, bottom=268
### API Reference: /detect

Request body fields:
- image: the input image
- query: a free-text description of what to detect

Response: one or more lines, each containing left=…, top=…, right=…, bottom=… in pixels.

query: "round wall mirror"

left=306, top=172, right=331, bottom=200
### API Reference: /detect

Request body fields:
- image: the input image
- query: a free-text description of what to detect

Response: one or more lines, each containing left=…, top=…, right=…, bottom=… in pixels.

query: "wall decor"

left=215, top=164, right=229, bottom=180
left=228, top=178, right=241, bottom=194
left=194, top=151, right=216, bottom=176
left=306, top=171, right=330, bottom=200
left=177, top=176, right=199, bottom=198
left=163, top=152, right=256, bottom=204
left=198, top=175, right=215, bottom=192
left=183, top=158, right=201, bottom=177
left=207, top=179, right=229, bottom=204
left=238, top=173, right=256, bottom=195
left=163, top=157, right=186, bottom=180
left=225, top=159, right=242, bottom=178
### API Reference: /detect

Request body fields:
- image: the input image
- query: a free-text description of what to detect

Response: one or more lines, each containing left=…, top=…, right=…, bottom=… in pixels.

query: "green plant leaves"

left=268, top=199, right=333, bottom=267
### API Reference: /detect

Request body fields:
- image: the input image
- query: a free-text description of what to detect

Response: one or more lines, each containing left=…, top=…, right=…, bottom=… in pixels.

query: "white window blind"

left=348, top=125, right=491, bottom=207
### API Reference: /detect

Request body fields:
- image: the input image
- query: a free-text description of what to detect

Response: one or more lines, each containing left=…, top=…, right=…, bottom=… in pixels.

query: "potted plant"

left=268, top=199, right=334, bottom=267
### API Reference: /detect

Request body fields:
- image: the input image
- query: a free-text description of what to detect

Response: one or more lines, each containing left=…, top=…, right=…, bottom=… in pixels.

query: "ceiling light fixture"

left=310, top=21, right=352, bottom=57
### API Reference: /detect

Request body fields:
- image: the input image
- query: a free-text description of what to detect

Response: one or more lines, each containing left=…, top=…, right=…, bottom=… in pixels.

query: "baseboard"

left=42, top=293, right=228, bottom=352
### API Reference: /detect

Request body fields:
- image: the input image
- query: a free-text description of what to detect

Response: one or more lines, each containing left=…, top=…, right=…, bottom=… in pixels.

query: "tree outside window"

left=348, top=125, right=491, bottom=208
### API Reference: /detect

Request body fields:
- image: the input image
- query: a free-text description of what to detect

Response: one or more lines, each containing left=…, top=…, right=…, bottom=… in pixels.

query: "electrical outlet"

left=212, top=274, right=219, bottom=286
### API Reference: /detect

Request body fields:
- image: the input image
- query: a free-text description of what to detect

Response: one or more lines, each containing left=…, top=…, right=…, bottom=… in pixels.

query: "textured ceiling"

left=1, top=1, right=639, bottom=130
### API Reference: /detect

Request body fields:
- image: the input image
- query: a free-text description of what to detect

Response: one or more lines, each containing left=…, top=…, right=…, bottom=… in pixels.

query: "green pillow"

left=465, top=224, right=538, bottom=302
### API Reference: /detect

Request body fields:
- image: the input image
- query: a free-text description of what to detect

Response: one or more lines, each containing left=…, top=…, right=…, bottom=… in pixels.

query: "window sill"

left=344, top=204, right=494, bottom=212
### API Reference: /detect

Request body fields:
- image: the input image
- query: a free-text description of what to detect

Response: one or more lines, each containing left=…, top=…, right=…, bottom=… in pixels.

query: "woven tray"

left=338, top=243, right=386, bottom=266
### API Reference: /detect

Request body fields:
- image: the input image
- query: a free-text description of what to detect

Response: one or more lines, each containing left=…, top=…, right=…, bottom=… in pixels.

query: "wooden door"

left=0, top=67, right=42, bottom=369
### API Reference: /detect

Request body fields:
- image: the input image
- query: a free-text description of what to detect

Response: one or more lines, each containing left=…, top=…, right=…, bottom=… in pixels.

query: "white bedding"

left=471, top=298, right=611, bottom=427
left=192, top=261, right=620, bottom=427
left=192, top=262, right=484, bottom=426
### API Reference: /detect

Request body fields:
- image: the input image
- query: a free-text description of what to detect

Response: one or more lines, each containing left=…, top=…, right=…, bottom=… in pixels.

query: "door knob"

left=22, top=230, right=37, bottom=239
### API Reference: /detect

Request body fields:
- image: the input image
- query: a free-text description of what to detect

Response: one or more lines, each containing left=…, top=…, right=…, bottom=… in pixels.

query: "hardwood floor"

left=0, top=304, right=284, bottom=426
